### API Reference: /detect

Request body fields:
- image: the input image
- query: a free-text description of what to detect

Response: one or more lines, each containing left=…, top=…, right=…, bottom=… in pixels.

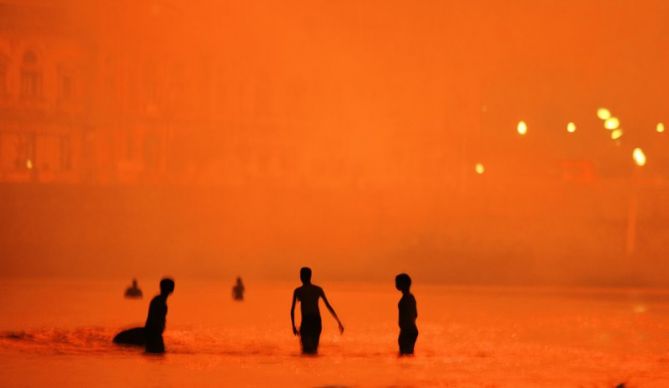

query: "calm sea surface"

left=1, top=279, right=668, bottom=387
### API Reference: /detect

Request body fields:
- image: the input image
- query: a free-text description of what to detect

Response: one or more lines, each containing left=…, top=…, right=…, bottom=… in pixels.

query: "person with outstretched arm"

left=290, top=267, right=344, bottom=354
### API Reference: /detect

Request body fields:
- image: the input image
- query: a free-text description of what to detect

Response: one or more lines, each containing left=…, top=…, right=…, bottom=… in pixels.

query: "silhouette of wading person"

left=232, top=276, right=245, bottom=301
left=395, top=273, right=418, bottom=355
left=290, top=267, right=344, bottom=354
left=124, top=278, right=143, bottom=298
left=145, top=277, right=175, bottom=353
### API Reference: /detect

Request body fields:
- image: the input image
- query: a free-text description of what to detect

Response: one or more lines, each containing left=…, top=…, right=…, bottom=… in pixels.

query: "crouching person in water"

left=395, top=273, right=418, bottom=355
left=290, top=267, right=344, bottom=354
left=145, top=277, right=175, bottom=354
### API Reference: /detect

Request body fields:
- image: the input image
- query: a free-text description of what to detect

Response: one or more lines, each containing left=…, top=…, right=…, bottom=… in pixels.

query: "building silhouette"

left=0, top=0, right=280, bottom=186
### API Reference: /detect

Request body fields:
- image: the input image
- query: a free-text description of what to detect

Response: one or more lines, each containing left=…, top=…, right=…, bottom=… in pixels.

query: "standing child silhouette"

left=290, top=267, right=344, bottom=354
left=144, top=277, right=175, bottom=353
left=395, top=273, right=418, bottom=355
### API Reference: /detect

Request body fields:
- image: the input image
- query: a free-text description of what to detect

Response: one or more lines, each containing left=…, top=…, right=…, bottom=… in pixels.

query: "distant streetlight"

left=657, top=122, right=665, bottom=133
left=474, top=163, right=485, bottom=175
left=610, top=129, right=623, bottom=140
left=597, top=108, right=612, bottom=120
left=632, top=147, right=647, bottom=167
left=604, top=117, right=620, bottom=130
left=627, top=147, right=646, bottom=257
left=517, top=120, right=528, bottom=136
left=566, top=122, right=576, bottom=133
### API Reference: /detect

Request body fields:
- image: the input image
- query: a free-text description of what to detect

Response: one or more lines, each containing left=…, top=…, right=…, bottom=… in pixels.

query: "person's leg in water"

left=398, top=327, right=418, bottom=355
left=300, top=315, right=322, bottom=354
left=145, top=330, right=165, bottom=354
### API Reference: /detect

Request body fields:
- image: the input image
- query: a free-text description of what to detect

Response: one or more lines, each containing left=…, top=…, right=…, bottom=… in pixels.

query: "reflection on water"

left=2, top=327, right=114, bottom=354
left=1, top=279, right=669, bottom=387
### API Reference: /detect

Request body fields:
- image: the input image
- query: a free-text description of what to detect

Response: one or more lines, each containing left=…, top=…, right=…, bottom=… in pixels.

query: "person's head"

left=132, top=278, right=138, bottom=287
left=236, top=276, right=242, bottom=284
left=300, top=267, right=312, bottom=284
left=395, top=273, right=412, bottom=293
left=160, top=277, right=175, bottom=296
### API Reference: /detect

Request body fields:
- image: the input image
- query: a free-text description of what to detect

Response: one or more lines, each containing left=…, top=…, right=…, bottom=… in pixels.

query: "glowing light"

left=633, top=304, right=648, bottom=314
left=26, top=160, right=33, bottom=170
left=597, top=108, right=611, bottom=120
left=604, top=117, right=620, bottom=130
left=657, top=122, right=665, bottom=133
left=566, top=122, right=576, bottom=133
left=517, top=120, right=527, bottom=136
left=610, top=129, right=623, bottom=140
left=632, top=147, right=646, bottom=167
left=475, top=163, right=485, bottom=175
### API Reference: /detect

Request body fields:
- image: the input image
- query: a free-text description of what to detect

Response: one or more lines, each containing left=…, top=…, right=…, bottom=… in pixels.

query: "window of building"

left=23, top=51, right=37, bottom=64
left=21, top=50, right=42, bottom=99
left=0, top=56, right=7, bottom=96
left=60, top=135, right=72, bottom=170
left=14, top=133, right=35, bottom=171
left=61, top=74, right=72, bottom=100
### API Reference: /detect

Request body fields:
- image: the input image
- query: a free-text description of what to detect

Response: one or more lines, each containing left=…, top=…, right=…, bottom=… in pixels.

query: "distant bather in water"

left=232, top=277, right=245, bottom=301
left=124, top=278, right=143, bottom=299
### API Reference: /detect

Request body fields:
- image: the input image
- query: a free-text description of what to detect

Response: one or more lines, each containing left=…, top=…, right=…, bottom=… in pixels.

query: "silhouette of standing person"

left=395, top=273, right=418, bottom=355
left=290, top=267, right=344, bottom=354
left=232, top=276, right=245, bottom=301
left=144, top=277, right=175, bottom=354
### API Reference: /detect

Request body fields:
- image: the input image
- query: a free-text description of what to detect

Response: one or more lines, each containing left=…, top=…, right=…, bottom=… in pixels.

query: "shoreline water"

left=1, top=279, right=668, bottom=387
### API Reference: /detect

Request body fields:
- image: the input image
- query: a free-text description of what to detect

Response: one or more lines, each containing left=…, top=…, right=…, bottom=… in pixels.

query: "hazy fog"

left=1, top=0, right=668, bottom=285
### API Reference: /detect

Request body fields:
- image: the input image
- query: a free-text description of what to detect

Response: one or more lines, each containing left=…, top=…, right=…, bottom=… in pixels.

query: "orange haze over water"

left=0, top=0, right=668, bottom=286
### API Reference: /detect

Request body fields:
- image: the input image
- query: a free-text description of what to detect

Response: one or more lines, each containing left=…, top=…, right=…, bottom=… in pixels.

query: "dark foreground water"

left=1, top=279, right=668, bottom=387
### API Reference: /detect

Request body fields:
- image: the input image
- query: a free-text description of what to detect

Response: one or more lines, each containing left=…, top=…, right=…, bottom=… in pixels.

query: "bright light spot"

left=633, top=304, right=648, bottom=314
left=610, top=129, right=623, bottom=140
left=26, top=160, right=33, bottom=170
left=566, top=122, right=576, bottom=133
left=517, top=120, right=527, bottom=136
left=475, top=163, right=485, bottom=175
left=633, top=147, right=647, bottom=167
left=604, top=117, right=620, bottom=130
left=597, top=108, right=611, bottom=120
left=657, top=122, right=665, bottom=133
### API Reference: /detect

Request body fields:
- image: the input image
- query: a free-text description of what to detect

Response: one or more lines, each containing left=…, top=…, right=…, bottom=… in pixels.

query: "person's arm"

left=290, top=289, right=299, bottom=335
left=320, top=289, right=344, bottom=334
